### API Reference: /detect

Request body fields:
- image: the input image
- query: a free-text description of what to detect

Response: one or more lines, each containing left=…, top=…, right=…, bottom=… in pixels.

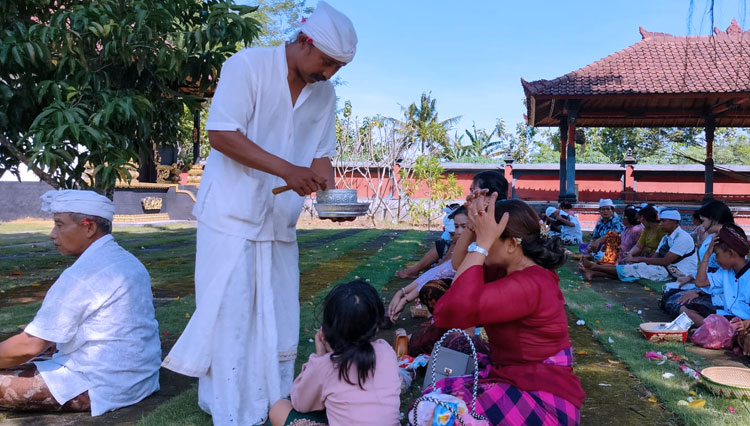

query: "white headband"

left=301, top=1, right=357, bottom=63
left=41, top=190, right=115, bottom=222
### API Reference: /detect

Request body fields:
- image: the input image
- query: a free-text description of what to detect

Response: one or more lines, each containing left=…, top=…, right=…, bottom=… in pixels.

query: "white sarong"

left=616, top=262, right=670, bottom=282
left=163, top=224, right=299, bottom=425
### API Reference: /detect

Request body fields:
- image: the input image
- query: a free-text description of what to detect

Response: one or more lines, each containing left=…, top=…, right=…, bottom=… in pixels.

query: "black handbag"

left=412, top=328, right=487, bottom=425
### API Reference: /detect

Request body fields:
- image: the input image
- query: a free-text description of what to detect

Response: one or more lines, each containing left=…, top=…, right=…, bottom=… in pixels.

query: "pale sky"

left=321, top=0, right=749, bottom=134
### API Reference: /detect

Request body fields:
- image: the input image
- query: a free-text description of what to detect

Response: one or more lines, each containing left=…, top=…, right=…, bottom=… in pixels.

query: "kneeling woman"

left=432, top=195, right=585, bottom=426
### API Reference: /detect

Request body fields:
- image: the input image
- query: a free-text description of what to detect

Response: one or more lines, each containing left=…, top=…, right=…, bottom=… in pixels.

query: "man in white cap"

left=161, top=2, right=358, bottom=424
left=0, top=190, right=161, bottom=416
left=581, top=208, right=697, bottom=282
left=585, top=198, right=624, bottom=255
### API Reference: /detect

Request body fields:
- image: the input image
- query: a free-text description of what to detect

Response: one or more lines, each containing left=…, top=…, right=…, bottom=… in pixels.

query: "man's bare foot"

left=580, top=257, right=594, bottom=269
left=582, top=269, right=594, bottom=281
left=395, top=269, right=418, bottom=279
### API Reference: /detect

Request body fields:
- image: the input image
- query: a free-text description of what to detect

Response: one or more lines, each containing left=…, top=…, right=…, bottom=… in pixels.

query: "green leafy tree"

left=401, top=155, right=462, bottom=228
left=0, top=0, right=260, bottom=191
left=249, top=0, right=311, bottom=46
left=177, top=1, right=311, bottom=162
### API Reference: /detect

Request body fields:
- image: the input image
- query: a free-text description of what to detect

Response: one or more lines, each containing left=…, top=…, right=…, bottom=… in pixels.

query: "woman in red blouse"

left=432, top=195, right=585, bottom=426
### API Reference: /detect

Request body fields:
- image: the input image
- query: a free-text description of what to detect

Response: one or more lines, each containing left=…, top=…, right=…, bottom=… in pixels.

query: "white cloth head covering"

left=545, top=206, right=557, bottom=217
left=660, top=209, right=681, bottom=221
left=599, top=198, right=615, bottom=208
left=301, top=1, right=357, bottom=63
left=41, top=190, right=115, bottom=222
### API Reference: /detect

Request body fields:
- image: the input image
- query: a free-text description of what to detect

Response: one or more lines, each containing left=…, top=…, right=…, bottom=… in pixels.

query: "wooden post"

left=503, top=150, right=514, bottom=200
left=623, top=149, right=636, bottom=201
left=566, top=119, right=577, bottom=202
left=559, top=119, right=568, bottom=202
left=704, top=118, right=715, bottom=202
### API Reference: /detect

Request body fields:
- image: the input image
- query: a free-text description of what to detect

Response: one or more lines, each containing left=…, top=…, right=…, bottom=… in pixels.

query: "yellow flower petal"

left=688, top=399, right=706, bottom=409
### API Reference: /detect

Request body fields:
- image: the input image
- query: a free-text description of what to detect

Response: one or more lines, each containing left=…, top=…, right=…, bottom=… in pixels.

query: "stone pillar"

left=704, top=118, right=715, bottom=202
left=503, top=150, right=514, bottom=200
left=623, top=149, right=636, bottom=202
left=558, top=119, right=568, bottom=202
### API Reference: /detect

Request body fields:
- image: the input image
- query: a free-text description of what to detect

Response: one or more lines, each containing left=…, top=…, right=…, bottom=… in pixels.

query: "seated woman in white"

left=0, top=190, right=161, bottom=416
left=388, top=207, right=469, bottom=322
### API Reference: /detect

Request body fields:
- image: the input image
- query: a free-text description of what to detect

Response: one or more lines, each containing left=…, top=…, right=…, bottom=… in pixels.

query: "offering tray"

left=639, top=322, right=689, bottom=343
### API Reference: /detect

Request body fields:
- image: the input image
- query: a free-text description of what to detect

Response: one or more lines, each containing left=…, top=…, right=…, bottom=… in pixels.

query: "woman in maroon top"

left=432, top=195, right=585, bottom=426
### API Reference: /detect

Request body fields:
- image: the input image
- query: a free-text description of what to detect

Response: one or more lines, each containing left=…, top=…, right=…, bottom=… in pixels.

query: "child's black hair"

left=448, top=205, right=467, bottom=219
left=322, top=280, right=384, bottom=389
left=472, top=170, right=508, bottom=199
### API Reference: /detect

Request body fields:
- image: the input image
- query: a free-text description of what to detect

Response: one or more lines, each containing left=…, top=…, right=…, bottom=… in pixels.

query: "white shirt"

left=26, top=235, right=161, bottom=416
left=197, top=45, right=338, bottom=242
left=658, top=226, right=697, bottom=274
left=708, top=264, right=750, bottom=318
left=560, top=211, right=582, bottom=242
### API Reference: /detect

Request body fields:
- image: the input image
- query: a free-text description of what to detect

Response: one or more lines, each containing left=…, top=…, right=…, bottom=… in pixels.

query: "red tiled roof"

left=522, top=20, right=750, bottom=97
left=522, top=21, right=750, bottom=127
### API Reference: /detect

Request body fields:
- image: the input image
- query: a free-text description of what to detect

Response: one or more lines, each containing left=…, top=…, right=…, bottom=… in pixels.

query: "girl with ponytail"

left=269, top=280, right=401, bottom=426
left=431, top=194, right=585, bottom=426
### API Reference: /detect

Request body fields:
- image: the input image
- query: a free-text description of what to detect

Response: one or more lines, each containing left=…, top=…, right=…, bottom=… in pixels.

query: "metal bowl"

left=316, top=189, right=358, bottom=205
left=314, top=202, right=370, bottom=218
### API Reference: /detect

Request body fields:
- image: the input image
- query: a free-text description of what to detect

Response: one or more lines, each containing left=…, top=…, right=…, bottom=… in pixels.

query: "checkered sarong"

left=426, top=348, right=580, bottom=426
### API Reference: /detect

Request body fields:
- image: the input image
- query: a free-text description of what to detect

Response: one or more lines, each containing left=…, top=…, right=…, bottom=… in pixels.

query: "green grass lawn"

left=559, top=265, right=750, bottom=426
left=3, top=224, right=749, bottom=426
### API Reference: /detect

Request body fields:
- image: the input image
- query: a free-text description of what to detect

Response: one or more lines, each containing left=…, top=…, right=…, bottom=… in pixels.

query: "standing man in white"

left=162, top=2, right=357, bottom=425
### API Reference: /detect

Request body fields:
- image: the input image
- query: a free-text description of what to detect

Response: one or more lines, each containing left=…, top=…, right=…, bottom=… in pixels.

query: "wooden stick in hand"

left=272, top=185, right=291, bottom=195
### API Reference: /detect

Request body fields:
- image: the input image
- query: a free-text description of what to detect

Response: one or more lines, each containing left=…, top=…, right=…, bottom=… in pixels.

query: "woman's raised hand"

left=464, top=189, right=489, bottom=211
left=467, top=192, right=509, bottom=249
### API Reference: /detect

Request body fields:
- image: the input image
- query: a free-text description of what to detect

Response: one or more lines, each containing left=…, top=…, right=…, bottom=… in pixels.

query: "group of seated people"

left=5, top=183, right=747, bottom=426
left=343, top=170, right=585, bottom=426
left=2, top=176, right=587, bottom=426
left=570, top=198, right=750, bottom=349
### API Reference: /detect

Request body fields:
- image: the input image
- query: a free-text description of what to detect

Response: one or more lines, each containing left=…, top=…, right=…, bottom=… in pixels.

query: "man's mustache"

left=311, top=73, right=327, bottom=82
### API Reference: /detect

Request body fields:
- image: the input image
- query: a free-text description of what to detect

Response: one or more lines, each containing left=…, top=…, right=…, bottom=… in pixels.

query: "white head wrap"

left=41, top=190, right=115, bottom=222
left=545, top=206, right=557, bottom=217
left=659, top=209, right=681, bottom=221
left=301, top=1, right=357, bottom=63
left=599, top=198, right=615, bottom=208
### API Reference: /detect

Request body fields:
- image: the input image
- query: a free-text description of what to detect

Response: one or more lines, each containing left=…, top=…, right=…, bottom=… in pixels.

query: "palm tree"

left=390, top=92, right=461, bottom=154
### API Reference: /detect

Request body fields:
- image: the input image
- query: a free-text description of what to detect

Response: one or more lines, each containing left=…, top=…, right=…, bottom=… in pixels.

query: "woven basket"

left=700, top=367, right=750, bottom=399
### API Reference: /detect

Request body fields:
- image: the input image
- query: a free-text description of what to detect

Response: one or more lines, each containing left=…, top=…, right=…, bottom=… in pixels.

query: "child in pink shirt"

left=269, top=280, right=401, bottom=426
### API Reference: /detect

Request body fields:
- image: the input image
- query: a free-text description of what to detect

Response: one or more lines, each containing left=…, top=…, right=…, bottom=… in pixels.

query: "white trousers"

left=163, top=224, right=299, bottom=426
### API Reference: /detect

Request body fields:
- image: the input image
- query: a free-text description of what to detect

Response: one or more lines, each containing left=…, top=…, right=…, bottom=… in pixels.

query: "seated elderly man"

left=580, top=209, right=696, bottom=282
left=0, top=190, right=161, bottom=416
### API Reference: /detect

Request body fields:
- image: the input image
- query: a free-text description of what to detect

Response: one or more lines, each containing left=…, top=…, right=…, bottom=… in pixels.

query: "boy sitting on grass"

left=678, top=223, right=750, bottom=327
